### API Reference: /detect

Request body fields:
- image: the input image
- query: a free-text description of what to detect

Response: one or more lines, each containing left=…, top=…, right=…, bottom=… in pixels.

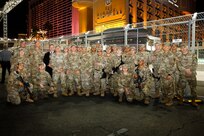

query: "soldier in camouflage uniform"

left=150, top=43, right=163, bottom=98
left=80, top=47, right=93, bottom=96
left=177, top=44, right=198, bottom=107
left=50, top=46, right=67, bottom=97
left=93, top=48, right=106, bottom=96
left=110, top=46, right=124, bottom=96
left=33, top=63, right=54, bottom=99
left=11, top=41, right=29, bottom=60
left=136, top=44, right=150, bottom=66
left=7, top=62, right=33, bottom=105
left=104, top=46, right=114, bottom=92
left=117, top=64, right=135, bottom=102
left=69, top=46, right=82, bottom=96
left=171, top=43, right=182, bottom=98
left=134, top=58, right=153, bottom=105
left=122, top=46, right=137, bottom=74
left=30, top=41, right=44, bottom=83
left=158, top=43, right=176, bottom=106
left=10, top=48, right=30, bottom=72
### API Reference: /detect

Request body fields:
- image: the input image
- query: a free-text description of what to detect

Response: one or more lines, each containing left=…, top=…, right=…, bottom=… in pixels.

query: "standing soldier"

left=50, top=46, right=67, bottom=97
left=171, top=43, right=182, bottom=98
left=30, top=41, right=44, bottom=82
left=111, top=46, right=124, bottom=96
left=177, top=44, right=198, bottom=107
left=80, top=47, right=93, bottom=96
left=150, top=42, right=163, bottom=98
left=136, top=44, right=150, bottom=66
left=11, top=49, right=30, bottom=73
left=69, top=46, right=82, bottom=95
left=93, top=48, right=106, bottom=97
left=159, top=43, right=176, bottom=106
left=104, top=46, right=114, bottom=92
left=122, top=46, right=137, bottom=74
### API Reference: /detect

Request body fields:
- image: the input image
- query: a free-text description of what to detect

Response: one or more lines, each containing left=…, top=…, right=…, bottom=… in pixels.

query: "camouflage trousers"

left=173, top=71, right=180, bottom=96
left=66, top=75, right=75, bottom=94
left=53, top=71, right=66, bottom=94
left=177, top=75, right=197, bottom=99
left=33, top=85, right=51, bottom=100
left=109, top=73, right=119, bottom=94
left=93, top=71, right=106, bottom=94
left=118, top=87, right=134, bottom=102
left=134, top=78, right=153, bottom=101
left=7, top=90, right=21, bottom=105
left=81, top=72, right=93, bottom=94
left=161, top=77, right=174, bottom=101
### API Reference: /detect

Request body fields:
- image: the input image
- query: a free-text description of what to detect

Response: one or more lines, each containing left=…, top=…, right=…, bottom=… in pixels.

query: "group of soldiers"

left=6, top=40, right=198, bottom=107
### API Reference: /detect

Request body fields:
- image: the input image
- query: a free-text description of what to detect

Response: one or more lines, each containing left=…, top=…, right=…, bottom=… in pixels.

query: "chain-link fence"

left=46, top=12, right=204, bottom=64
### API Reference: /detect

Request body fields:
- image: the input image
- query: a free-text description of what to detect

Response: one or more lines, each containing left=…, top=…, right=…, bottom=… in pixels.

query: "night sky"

left=0, top=0, right=203, bottom=39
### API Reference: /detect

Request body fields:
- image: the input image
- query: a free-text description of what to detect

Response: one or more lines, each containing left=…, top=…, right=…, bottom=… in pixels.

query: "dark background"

left=0, top=0, right=203, bottom=38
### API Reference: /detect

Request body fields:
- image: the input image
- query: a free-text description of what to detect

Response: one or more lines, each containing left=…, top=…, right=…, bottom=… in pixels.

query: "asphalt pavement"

left=0, top=82, right=204, bottom=136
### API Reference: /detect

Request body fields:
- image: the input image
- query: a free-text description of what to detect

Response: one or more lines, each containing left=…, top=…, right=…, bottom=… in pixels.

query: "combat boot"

left=62, top=92, right=68, bottom=96
left=165, top=98, right=173, bottom=106
left=191, top=99, right=198, bottom=107
left=144, top=97, right=150, bottom=105
left=77, top=89, right=82, bottom=96
left=160, top=97, right=168, bottom=104
left=85, top=90, right=90, bottom=97
left=68, top=90, right=74, bottom=96
left=154, top=90, right=160, bottom=98
left=118, top=94, right=123, bottom=102
left=93, top=91, right=100, bottom=96
left=26, top=97, right=34, bottom=103
left=53, top=93, right=58, bottom=98
left=113, top=91, right=118, bottom=97
left=100, top=91, right=105, bottom=97
left=177, top=96, right=184, bottom=105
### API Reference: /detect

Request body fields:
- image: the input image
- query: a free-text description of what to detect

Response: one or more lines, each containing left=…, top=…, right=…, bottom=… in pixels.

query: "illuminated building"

left=28, top=0, right=196, bottom=38
left=72, top=0, right=196, bottom=33
left=28, top=0, right=72, bottom=38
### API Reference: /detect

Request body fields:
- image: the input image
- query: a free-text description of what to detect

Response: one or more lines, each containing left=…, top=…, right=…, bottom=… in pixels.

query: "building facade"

left=28, top=0, right=196, bottom=38
left=28, top=0, right=72, bottom=38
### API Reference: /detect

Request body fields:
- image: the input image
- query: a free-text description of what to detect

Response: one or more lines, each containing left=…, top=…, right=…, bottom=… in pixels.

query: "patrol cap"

left=163, top=42, right=171, bottom=46
left=122, top=64, right=129, bottom=68
left=38, top=62, right=46, bottom=67
left=180, top=43, right=188, bottom=48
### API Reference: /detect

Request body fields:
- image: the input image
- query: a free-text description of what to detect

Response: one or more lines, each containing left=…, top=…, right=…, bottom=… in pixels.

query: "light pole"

left=0, top=0, right=23, bottom=46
